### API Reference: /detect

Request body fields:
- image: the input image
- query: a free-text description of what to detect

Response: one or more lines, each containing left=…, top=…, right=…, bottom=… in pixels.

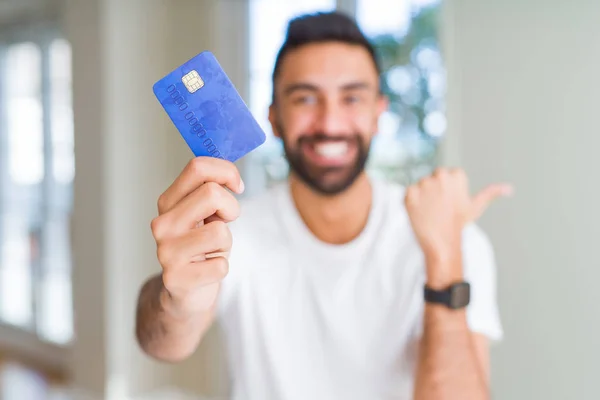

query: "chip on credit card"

left=153, top=51, right=266, bottom=162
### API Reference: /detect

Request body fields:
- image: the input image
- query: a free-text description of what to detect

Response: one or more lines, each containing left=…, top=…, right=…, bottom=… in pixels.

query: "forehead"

left=275, top=42, right=379, bottom=91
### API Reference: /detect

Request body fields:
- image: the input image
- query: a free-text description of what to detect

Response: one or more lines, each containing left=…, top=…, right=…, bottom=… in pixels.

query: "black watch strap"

left=424, top=282, right=470, bottom=309
left=424, top=286, right=451, bottom=304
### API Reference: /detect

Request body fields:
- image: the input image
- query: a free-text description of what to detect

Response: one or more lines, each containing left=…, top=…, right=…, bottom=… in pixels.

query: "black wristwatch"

left=424, top=282, right=470, bottom=309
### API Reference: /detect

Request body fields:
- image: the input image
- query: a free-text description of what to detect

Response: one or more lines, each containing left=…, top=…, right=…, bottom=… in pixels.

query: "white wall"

left=442, top=1, right=600, bottom=399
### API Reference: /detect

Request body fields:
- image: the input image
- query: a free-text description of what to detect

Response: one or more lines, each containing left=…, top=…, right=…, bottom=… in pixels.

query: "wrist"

left=159, top=287, right=199, bottom=320
left=424, top=245, right=464, bottom=290
left=161, top=282, right=219, bottom=320
left=426, top=276, right=464, bottom=291
left=422, top=232, right=462, bottom=262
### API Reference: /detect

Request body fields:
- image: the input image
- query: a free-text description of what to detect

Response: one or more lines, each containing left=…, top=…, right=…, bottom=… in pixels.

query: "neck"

left=289, top=172, right=373, bottom=245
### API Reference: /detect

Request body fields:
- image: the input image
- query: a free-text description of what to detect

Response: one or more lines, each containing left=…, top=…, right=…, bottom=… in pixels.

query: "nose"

left=314, top=98, right=350, bottom=135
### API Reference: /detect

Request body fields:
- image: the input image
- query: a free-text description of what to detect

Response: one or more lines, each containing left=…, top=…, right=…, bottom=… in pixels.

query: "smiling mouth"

left=300, top=138, right=357, bottom=167
left=313, top=141, right=349, bottom=158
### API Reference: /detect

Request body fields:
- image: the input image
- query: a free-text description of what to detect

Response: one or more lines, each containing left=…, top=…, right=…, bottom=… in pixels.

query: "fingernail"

left=239, top=179, right=245, bottom=194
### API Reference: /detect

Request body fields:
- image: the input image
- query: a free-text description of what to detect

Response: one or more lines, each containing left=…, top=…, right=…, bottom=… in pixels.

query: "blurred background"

left=0, top=0, right=597, bottom=399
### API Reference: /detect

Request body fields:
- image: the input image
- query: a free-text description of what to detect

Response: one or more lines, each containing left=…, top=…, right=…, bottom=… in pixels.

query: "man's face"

left=269, top=42, right=388, bottom=196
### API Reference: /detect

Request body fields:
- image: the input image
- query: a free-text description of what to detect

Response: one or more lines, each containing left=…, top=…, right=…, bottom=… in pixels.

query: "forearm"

left=135, top=274, right=215, bottom=362
left=414, top=304, right=488, bottom=400
left=414, top=252, right=488, bottom=400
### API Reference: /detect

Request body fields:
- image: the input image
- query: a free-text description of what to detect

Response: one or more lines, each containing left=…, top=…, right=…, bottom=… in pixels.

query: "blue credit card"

left=153, top=51, right=266, bottom=162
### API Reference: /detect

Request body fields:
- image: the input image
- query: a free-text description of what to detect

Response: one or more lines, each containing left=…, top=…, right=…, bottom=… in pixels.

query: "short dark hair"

left=271, top=11, right=381, bottom=103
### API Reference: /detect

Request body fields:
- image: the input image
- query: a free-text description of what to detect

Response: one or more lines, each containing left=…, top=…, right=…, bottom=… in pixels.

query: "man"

left=136, top=11, right=511, bottom=400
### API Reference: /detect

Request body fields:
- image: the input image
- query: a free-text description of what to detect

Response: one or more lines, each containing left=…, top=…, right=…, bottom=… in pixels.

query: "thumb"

left=470, top=183, right=514, bottom=220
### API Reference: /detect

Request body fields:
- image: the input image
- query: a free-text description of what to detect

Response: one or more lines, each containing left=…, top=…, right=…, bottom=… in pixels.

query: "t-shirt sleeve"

left=462, top=223, right=504, bottom=342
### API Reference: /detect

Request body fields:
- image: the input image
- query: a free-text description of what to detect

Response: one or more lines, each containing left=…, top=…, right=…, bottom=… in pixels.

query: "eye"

left=292, top=94, right=317, bottom=105
left=344, top=95, right=361, bottom=104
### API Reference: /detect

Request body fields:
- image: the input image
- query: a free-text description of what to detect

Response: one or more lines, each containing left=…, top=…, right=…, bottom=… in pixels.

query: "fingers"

left=471, top=183, right=514, bottom=220
left=158, top=157, right=244, bottom=214
left=204, top=213, right=228, bottom=225
left=431, top=167, right=467, bottom=185
left=162, top=256, right=230, bottom=293
left=152, top=182, right=240, bottom=240
left=157, top=221, right=232, bottom=266
left=151, top=158, right=240, bottom=304
left=406, top=168, right=463, bottom=203
left=413, top=167, right=513, bottom=222
left=157, top=221, right=232, bottom=294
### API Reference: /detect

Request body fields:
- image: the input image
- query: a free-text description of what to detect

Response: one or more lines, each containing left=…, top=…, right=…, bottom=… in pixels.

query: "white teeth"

left=314, top=142, right=349, bottom=158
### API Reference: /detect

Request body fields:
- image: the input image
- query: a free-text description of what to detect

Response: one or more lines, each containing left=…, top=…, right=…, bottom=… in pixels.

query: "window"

left=0, top=29, right=74, bottom=345
left=359, top=0, right=444, bottom=184
left=247, top=0, right=444, bottom=189
left=0, top=41, right=43, bottom=329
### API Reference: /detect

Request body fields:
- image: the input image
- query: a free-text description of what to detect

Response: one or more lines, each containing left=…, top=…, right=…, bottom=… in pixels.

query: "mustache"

left=297, top=133, right=361, bottom=145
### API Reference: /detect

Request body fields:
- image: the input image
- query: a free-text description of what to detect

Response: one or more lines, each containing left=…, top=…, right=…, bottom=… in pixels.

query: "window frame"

left=0, top=18, right=72, bottom=371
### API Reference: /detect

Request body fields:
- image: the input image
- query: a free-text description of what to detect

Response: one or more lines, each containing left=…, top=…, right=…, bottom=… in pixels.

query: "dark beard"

left=277, top=123, right=371, bottom=196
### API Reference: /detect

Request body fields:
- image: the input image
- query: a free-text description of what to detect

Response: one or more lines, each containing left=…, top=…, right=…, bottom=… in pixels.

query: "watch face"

left=449, top=282, right=471, bottom=309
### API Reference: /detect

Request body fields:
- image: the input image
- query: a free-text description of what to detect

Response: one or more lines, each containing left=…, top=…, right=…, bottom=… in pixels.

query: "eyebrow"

left=282, top=81, right=373, bottom=97
left=340, top=82, right=372, bottom=91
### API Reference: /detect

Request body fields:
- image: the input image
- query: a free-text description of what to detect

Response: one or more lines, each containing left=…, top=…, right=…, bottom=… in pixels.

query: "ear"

left=377, top=94, right=389, bottom=116
left=373, top=94, right=389, bottom=136
left=268, top=104, right=281, bottom=139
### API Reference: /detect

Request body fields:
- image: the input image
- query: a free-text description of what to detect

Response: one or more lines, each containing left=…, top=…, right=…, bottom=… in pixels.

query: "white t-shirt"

left=216, top=178, right=502, bottom=400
